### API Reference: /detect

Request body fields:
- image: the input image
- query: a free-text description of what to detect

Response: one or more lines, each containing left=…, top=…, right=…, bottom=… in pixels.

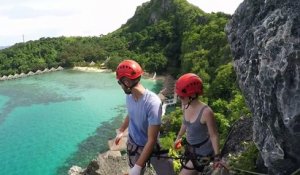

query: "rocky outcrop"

left=69, top=151, right=156, bottom=175
left=221, top=117, right=253, bottom=156
left=226, top=0, right=300, bottom=174
left=68, top=129, right=155, bottom=175
left=68, top=151, right=128, bottom=175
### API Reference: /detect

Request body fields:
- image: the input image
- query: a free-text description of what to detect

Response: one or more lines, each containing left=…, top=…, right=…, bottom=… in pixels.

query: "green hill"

left=1, top=0, right=230, bottom=78
left=1, top=0, right=255, bottom=172
left=0, top=0, right=249, bottom=136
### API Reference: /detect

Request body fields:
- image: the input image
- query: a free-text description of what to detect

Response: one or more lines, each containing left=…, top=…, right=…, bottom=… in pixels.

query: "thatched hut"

left=50, top=67, right=56, bottom=72
left=19, top=73, right=26, bottom=77
left=57, top=66, right=64, bottom=70
left=7, top=74, right=14, bottom=80
left=35, top=70, right=42, bottom=74
left=0, top=75, right=8, bottom=81
left=13, top=74, right=20, bottom=79
left=90, top=61, right=95, bottom=66
left=27, top=71, right=35, bottom=76
left=43, top=68, right=50, bottom=72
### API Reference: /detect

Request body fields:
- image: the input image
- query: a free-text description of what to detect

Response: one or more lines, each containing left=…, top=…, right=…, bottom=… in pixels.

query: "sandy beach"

left=73, top=66, right=111, bottom=73
left=72, top=67, right=175, bottom=97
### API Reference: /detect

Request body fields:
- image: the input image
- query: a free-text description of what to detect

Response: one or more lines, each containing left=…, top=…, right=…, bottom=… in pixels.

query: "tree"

left=210, top=63, right=238, bottom=101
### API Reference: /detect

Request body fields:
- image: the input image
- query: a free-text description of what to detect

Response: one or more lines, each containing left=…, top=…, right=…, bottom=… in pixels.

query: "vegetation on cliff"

left=0, top=0, right=259, bottom=172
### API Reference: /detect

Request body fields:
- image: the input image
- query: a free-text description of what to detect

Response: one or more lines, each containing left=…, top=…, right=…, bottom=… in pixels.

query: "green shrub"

left=228, top=141, right=259, bottom=174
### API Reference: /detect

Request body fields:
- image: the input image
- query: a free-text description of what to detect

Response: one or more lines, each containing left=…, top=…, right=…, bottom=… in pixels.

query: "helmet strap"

left=185, top=95, right=198, bottom=109
left=122, top=77, right=140, bottom=94
left=123, top=87, right=132, bottom=94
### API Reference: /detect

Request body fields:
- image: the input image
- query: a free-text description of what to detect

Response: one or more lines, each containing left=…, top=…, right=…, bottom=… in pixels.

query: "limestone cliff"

left=226, top=0, right=300, bottom=174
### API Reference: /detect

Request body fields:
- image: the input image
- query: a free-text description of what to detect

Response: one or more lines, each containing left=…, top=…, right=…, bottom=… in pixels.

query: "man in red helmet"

left=174, top=73, right=222, bottom=174
left=114, top=59, right=175, bottom=175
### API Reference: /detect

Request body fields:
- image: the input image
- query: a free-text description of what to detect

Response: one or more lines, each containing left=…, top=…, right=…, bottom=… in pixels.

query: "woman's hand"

left=173, top=138, right=182, bottom=150
left=212, top=154, right=225, bottom=169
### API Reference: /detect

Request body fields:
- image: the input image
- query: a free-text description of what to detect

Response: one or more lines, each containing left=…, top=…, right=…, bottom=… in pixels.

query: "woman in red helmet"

left=174, top=73, right=221, bottom=175
left=114, top=59, right=175, bottom=175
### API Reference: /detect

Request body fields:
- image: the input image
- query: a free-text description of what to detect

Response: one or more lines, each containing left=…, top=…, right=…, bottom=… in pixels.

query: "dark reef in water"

left=57, top=107, right=125, bottom=175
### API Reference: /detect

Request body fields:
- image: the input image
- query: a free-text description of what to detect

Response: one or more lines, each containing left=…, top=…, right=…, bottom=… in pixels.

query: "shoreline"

left=72, top=66, right=111, bottom=73
left=72, top=67, right=167, bottom=82
left=0, top=66, right=64, bottom=81
left=67, top=73, right=175, bottom=175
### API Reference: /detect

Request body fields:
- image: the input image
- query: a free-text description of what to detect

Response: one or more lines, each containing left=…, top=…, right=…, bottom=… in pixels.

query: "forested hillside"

left=0, top=0, right=256, bottom=172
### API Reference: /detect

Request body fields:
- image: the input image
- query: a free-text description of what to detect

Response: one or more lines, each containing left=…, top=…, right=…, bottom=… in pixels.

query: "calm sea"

left=0, top=70, right=160, bottom=175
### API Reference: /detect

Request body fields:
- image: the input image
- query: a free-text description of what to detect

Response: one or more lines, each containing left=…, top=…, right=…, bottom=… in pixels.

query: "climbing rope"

left=231, top=167, right=300, bottom=175
left=127, top=118, right=298, bottom=174
left=152, top=154, right=267, bottom=175
left=291, top=168, right=300, bottom=175
left=230, top=167, right=267, bottom=175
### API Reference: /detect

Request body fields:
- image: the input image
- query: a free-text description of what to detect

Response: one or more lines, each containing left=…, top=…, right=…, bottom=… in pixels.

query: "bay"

left=0, top=70, right=160, bottom=175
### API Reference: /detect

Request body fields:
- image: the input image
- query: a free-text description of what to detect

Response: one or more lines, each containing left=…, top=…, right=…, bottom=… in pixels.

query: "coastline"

left=72, top=66, right=111, bottom=73
left=0, top=66, right=64, bottom=81
left=72, top=67, right=168, bottom=86
left=68, top=73, right=175, bottom=175
left=0, top=66, right=111, bottom=81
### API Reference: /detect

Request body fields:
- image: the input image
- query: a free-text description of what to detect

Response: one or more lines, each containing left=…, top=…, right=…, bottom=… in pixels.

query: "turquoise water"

left=0, top=70, right=160, bottom=175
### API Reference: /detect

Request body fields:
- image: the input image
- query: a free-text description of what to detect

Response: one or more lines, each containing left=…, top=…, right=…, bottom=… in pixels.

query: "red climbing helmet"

left=175, top=73, right=203, bottom=97
left=116, top=59, right=143, bottom=80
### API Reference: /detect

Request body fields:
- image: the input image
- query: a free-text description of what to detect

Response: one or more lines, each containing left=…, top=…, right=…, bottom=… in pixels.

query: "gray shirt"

left=183, top=105, right=213, bottom=156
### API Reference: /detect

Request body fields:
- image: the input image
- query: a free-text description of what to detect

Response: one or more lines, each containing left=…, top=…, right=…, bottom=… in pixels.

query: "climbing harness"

left=146, top=137, right=214, bottom=172
left=125, top=117, right=292, bottom=174
left=126, top=135, right=169, bottom=168
left=180, top=137, right=211, bottom=171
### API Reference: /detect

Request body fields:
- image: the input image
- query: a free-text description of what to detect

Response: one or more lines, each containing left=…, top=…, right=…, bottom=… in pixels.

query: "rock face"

left=68, top=151, right=156, bottom=175
left=69, top=132, right=156, bottom=175
left=221, top=117, right=253, bottom=156
left=68, top=151, right=129, bottom=175
left=226, top=0, right=300, bottom=174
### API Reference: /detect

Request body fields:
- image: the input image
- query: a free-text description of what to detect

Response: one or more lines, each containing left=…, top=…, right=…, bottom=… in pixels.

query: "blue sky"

left=0, top=0, right=243, bottom=46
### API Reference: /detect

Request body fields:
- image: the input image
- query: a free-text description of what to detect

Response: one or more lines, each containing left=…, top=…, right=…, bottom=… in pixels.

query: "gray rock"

left=221, top=117, right=253, bottom=156
left=69, top=151, right=155, bottom=175
left=226, top=0, right=300, bottom=174
left=68, top=166, right=84, bottom=175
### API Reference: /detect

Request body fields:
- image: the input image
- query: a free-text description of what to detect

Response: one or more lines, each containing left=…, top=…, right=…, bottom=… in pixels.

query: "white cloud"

left=0, top=5, right=75, bottom=19
left=187, top=0, right=243, bottom=14
left=0, top=0, right=243, bottom=46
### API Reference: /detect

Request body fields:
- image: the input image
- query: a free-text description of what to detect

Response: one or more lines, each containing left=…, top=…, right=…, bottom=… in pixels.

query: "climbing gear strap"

left=126, top=135, right=169, bottom=167
left=181, top=137, right=211, bottom=172
left=188, top=137, right=209, bottom=148
left=185, top=95, right=198, bottom=109
left=180, top=153, right=211, bottom=172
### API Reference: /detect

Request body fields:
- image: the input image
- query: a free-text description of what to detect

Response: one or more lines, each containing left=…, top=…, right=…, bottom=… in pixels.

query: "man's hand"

left=114, top=131, right=123, bottom=145
left=129, top=164, right=142, bottom=175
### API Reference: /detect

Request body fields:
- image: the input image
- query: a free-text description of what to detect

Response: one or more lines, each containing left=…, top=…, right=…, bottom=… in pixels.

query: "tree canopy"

left=0, top=0, right=251, bottom=142
left=0, top=0, right=253, bottom=170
